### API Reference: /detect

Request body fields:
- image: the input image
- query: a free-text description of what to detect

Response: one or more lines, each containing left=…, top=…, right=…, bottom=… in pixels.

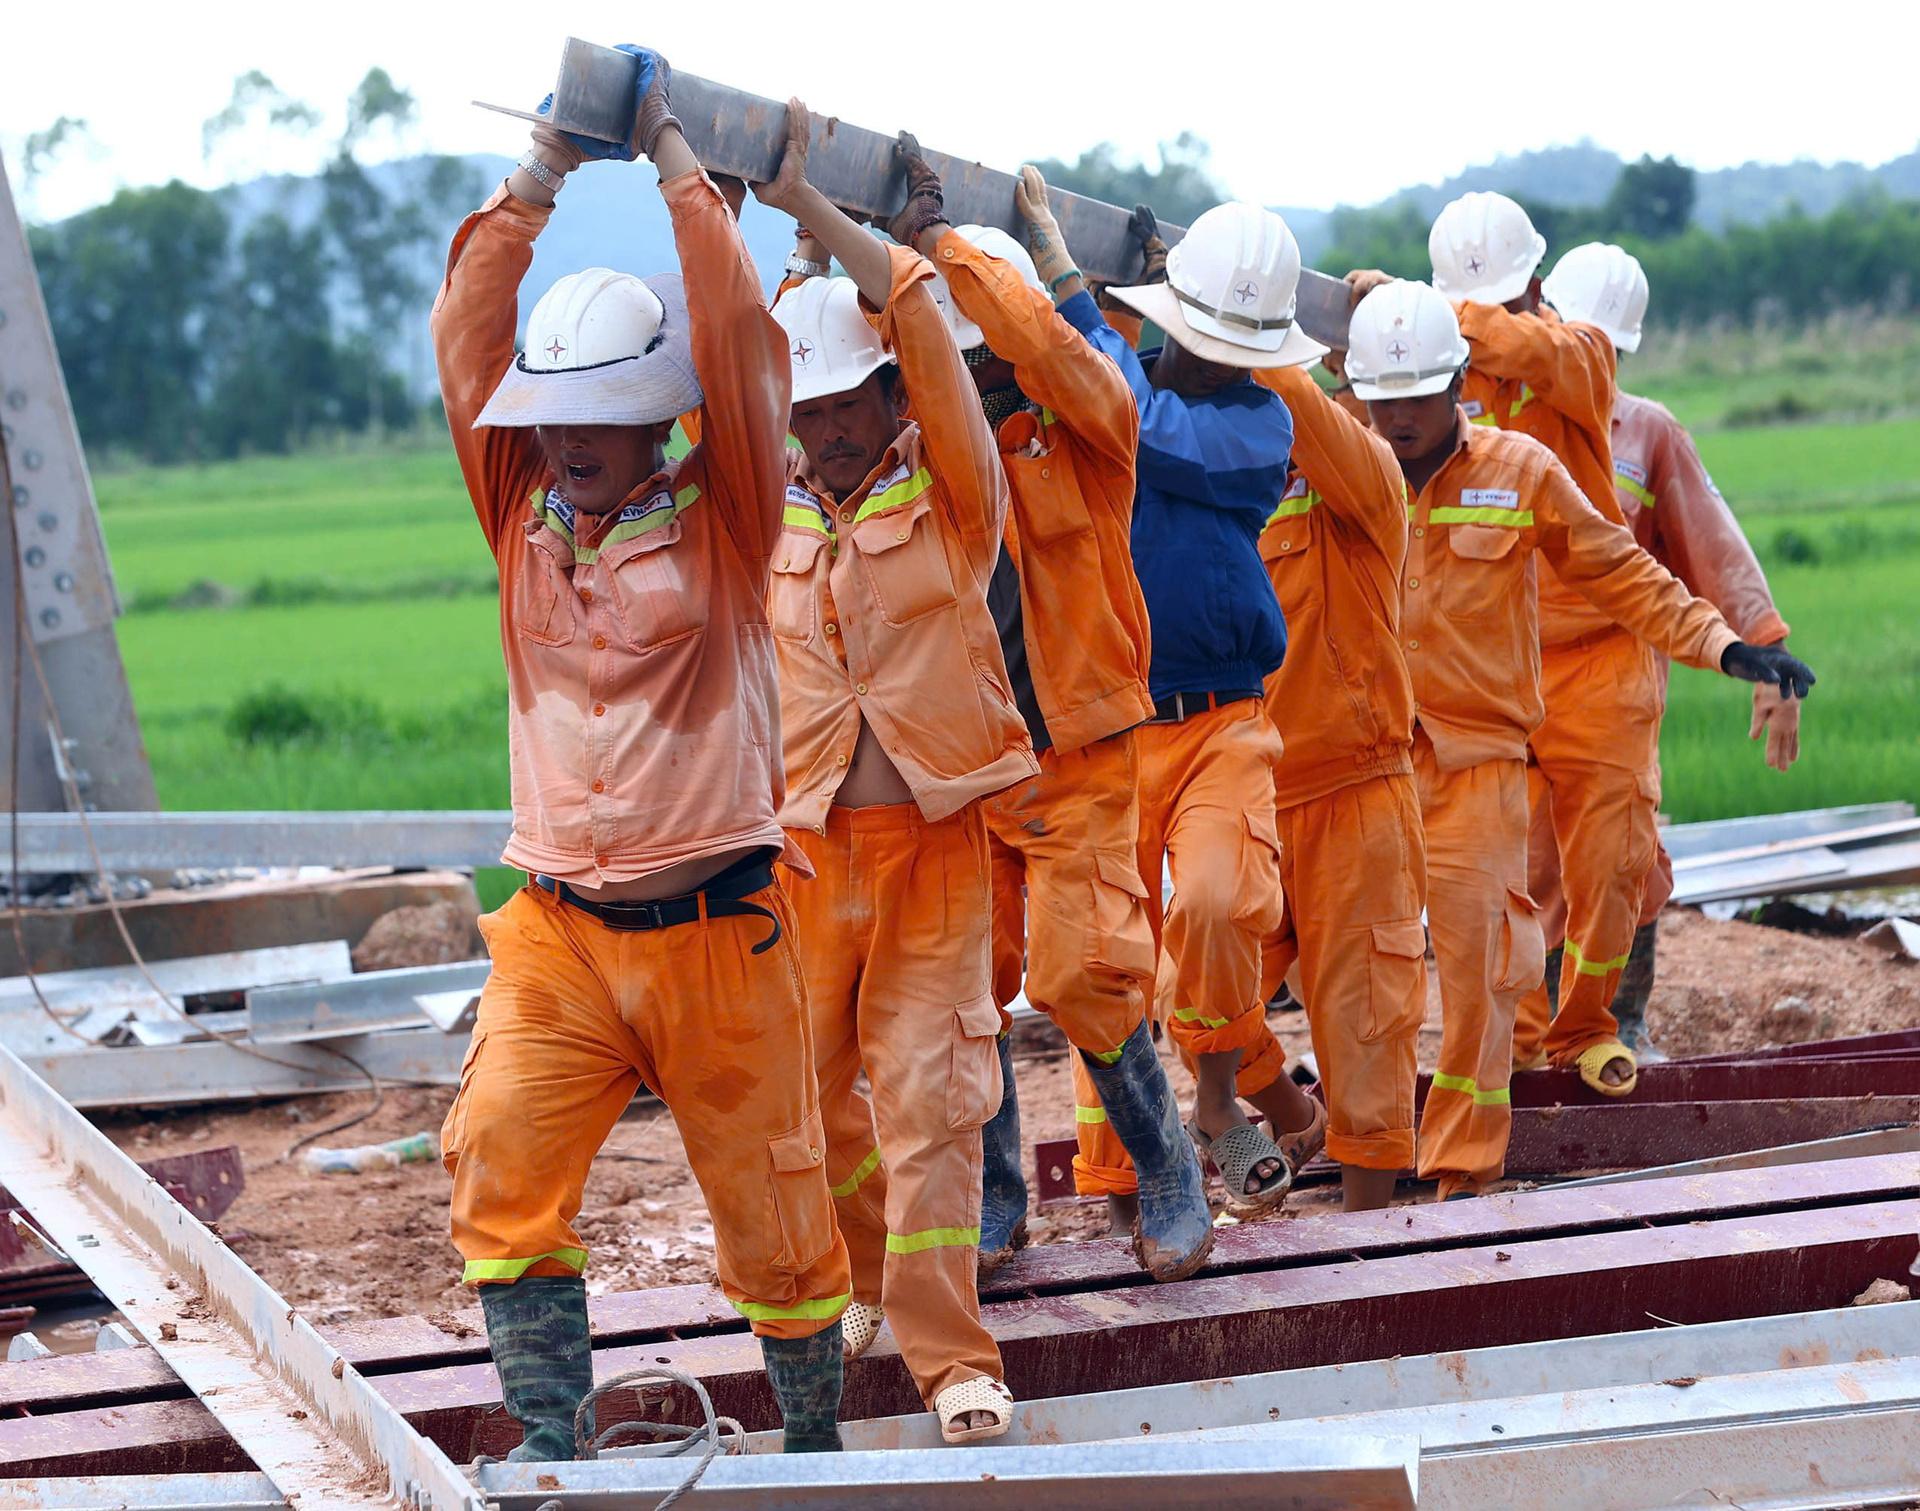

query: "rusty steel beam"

left=1683, top=1028, right=1920, bottom=1064
left=1417, top=1055, right=1920, bottom=1108
left=1500, top=1096, right=1920, bottom=1176
left=5, top=1190, right=1913, bottom=1476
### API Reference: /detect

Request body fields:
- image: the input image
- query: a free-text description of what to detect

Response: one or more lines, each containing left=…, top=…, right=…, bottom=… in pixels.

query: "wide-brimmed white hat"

left=1107, top=202, right=1327, bottom=371
left=474, top=268, right=703, bottom=428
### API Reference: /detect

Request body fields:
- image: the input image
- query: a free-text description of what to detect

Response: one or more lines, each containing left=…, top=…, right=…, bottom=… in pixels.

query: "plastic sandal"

left=934, top=1375, right=1014, bottom=1444
left=1573, top=1039, right=1638, bottom=1098
left=1195, top=1119, right=1292, bottom=1214
left=840, top=1301, right=885, bottom=1361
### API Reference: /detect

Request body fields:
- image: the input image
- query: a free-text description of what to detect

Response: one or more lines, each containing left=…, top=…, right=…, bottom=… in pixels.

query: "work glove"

left=535, top=44, right=679, bottom=164
left=1015, top=165, right=1075, bottom=288
left=885, top=131, right=949, bottom=249
left=1131, top=204, right=1169, bottom=284
left=1748, top=678, right=1803, bottom=773
left=1720, top=640, right=1816, bottom=701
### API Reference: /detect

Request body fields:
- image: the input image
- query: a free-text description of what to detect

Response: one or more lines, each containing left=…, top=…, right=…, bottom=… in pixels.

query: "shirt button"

left=895, top=529, right=908, bottom=542
left=840, top=511, right=853, bottom=524
left=942, top=247, right=955, bottom=259
left=809, top=1145, right=822, bottom=1161
left=779, top=556, right=789, bottom=570
left=855, top=681, right=868, bottom=695
left=594, top=853, right=609, bottom=866
left=1040, top=468, right=1051, bottom=480
left=593, top=703, right=607, bottom=717
left=824, top=622, right=838, bottom=635
left=835, top=754, right=848, bottom=766
left=1408, top=577, right=1420, bottom=589
left=1407, top=639, right=1419, bottom=650
left=579, top=588, right=593, bottom=603
left=592, top=634, right=607, bottom=650
left=591, top=780, right=605, bottom=794
left=1414, top=526, right=1425, bottom=538
left=1279, top=539, right=1291, bottom=551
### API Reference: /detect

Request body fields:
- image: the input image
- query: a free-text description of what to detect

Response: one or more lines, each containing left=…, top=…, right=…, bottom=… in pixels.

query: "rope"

left=574, top=1365, right=744, bottom=1510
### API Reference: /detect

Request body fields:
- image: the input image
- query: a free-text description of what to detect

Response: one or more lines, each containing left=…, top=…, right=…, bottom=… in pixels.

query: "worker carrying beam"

left=754, top=100, right=1034, bottom=1445
left=1516, top=243, right=1802, bottom=1061
left=430, top=51, right=850, bottom=1459
left=1341, top=276, right=1815, bottom=1199
left=1069, top=201, right=1319, bottom=1220
left=860, top=147, right=1212, bottom=1285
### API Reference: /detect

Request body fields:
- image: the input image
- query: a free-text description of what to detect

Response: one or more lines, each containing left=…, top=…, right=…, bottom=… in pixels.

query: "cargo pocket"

left=946, top=993, right=1005, bottom=1131
left=439, top=1024, right=489, bottom=1165
left=1229, top=809, right=1287, bottom=936
left=1088, top=851, right=1155, bottom=981
left=1360, top=918, right=1429, bottom=1043
left=1494, top=886, right=1546, bottom=993
left=767, top=1110, right=834, bottom=1272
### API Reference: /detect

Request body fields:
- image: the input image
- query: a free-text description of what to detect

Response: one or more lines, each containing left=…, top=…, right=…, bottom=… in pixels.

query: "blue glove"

left=537, top=44, right=670, bottom=164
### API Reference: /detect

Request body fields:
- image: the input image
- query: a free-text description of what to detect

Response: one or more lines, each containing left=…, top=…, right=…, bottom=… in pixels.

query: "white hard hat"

left=772, top=276, right=896, bottom=404
left=1543, top=242, right=1649, bottom=354
left=930, top=225, right=1045, bottom=351
left=1345, top=279, right=1471, bottom=402
left=1429, top=192, right=1548, bottom=307
left=475, top=267, right=703, bottom=428
left=1107, top=202, right=1327, bottom=370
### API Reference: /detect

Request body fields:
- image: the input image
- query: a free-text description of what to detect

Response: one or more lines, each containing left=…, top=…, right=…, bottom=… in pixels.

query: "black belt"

left=536, top=850, right=782, bottom=954
left=1147, top=689, right=1260, bottom=724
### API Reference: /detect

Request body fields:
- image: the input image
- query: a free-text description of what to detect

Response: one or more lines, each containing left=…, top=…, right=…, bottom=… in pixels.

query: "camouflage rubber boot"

left=978, top=1034, right=1029, bottom=1278
left=1079, top=1022, right=1213, bottom=1282
left=762, top=1321, right=845, bottom=1452
left=479, top=1275, right=594, bottom=1461
left=1612, top=920, right=1660, bottom=1052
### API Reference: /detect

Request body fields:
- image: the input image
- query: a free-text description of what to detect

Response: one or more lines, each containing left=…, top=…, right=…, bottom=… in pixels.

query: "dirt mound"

left=351, top=900, right=482, bottom=973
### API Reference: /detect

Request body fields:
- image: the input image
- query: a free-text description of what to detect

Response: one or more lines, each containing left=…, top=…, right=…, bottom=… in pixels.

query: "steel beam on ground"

left=0, top=810, right=513, bottom=873
left=1659, top=801, right=1916, bottom=859
left=1683, top=1027, right=1920, bottom=1063
left=1499, top=1095, right=1920, bottom=1175
left=0, top=1042, right=481, bottom=1508
left=1418, top=1054, right=1920, bottom=1108
left=1556, top=1125, right=1920, bottom=1187
left=16, top=1024, right=471, bottom=1109
left=1673, top=836, right=1920, bottom=904
left=246, top=961, right=490, bottom=1044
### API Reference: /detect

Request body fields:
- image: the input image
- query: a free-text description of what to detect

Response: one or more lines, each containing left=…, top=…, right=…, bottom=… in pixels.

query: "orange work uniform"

left=770, top=244, right=1036, bottom=1406
left=1404, top=415, right=1738, bottom=1193
left=1516, top=389, right=1791, bottom=1057
left=1461, top=300, right=1663, bottom=1066
left=431, top=173, right=850, bottom=1337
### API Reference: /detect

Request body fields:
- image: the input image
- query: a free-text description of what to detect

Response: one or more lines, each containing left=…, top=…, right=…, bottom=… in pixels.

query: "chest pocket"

left=514, top=528, right=577, bottom=648
left=852, top=499, right=959, bottom=627
left=1442, top=524, right=1520, bottom=623
left=603, top=515, right=707, bottom=651
left=769, top=530, right=828, bottom=643
left=1004, top=434, right=1092, bottom=548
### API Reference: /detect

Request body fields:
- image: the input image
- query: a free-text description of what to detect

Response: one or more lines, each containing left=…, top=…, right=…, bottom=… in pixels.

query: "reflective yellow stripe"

left=1468, top=411, right=1499, bottom=427
left=594, top=484, right=701, bottom=555
left=829, top=1146, right=883, bottom=1198
left=1265, top=490, right=1321, bottom=524
left=1616, top=473, right=1656, bottom=510
left=462, top=1247, right=589, bottom=1284
left=730, top=1289, right=851, bottom=1324
left=1075, top=1104, right=1108, bottom=1124
left=783, top=504, right=832, bottom=535
left=1040, top=407, right=1058, bottom=426
left=1509, top=385, right=1534, bottom=420
left=1088, top=1043, right=1126, bottom=1066
left=885, top=1225, right=980, bottom=1254
left=1430, top=1070, right=1510, bottom=1107
left=851, top=467, right=933, bottom=523
left=1172, top=1006, right=1231, bottom=1029
left=1426, top=507, right=1536, bottom=527
left=1564, top=939, right=1631, bottom=978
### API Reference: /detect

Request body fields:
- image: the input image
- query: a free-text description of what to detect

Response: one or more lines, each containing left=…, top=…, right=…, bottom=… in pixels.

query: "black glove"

left=1721, top=641, right=1816, bottom=700
left=1130, top=203, right=1168, bottom=284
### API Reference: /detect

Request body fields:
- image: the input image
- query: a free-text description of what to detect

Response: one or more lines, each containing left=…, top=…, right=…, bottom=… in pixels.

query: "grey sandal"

left=1195, top=1119, right=1293, bottom=1213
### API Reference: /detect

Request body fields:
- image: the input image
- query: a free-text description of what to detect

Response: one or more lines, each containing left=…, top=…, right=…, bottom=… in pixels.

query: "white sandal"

left=841, top=1301, right=885, bottom=1361
left=934, top=1375, right=1014, bottom=1444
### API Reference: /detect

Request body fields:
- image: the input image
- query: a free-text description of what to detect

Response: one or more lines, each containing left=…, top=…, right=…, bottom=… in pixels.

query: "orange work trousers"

left=442, top=882, right=851, bottom=1340
left=986, top=729, right=1155, bottom=1056
left=1413, top=730, right=1545, bottom=1195
left=1513, top=628, right=1664, bottom=1066
left=788, top=802, right=1003, bottom=1406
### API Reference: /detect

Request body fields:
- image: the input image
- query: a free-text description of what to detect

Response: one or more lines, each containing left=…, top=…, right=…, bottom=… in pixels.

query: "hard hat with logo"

left=475, top=267, right=702, bottom=428
left=930, top=225, right=1046, bottom=351
left=1542, top=242, right=1649, bottom=353
left=1429, top=191, right=1548, bottom=307
left=1345, top=279, right=1471, bottom=401
left=1107, top=202, right=1327, bottom=369
left=772, top=276, right=896, bottom=404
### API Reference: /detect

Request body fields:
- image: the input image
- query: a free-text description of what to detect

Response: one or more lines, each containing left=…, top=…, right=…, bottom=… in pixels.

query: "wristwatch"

left=784, top=252, right=830, bottom=278
left=517, top=152, right=563, bottom=190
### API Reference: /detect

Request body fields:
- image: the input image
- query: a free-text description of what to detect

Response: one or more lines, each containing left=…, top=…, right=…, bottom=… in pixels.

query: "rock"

left=352, top=900, right=482, bottom=973
left=1852, top=1278, right=1913, bottom=1306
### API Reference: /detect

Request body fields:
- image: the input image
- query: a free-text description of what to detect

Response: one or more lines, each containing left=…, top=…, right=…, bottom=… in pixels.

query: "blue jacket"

left=1061, top=298, right=1292, bottom=701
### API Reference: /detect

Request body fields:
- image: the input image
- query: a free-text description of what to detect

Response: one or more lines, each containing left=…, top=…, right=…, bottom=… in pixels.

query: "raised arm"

left=1647, top=415, right=1789, bottom=646
left=1455, top=301, right=1617, bottom=438
left=1255, top=364, right=1405, bottom=562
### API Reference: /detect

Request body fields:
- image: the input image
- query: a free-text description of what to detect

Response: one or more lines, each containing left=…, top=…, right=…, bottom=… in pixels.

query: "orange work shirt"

left=1457, top=302, right=1621, bottom=647
left=1404, top=415, right=1739, bottom=773
left=770, top=245, right=1037, bottom=834
left=430, top=173, right=799, bottom=885
left=1253, top=365, right=1414, bottom=807
left=933, top=230, right=1153, bottom=752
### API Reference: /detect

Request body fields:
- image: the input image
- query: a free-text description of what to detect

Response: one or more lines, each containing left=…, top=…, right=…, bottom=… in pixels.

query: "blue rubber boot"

left=479, top=1276, right=594, bottom=1461
left=761, top=1321, right=845, bottom=1452
left=978, top=1033, right=1029, bottom=1279
left=1079, top=1022, right=1213, bottom=1281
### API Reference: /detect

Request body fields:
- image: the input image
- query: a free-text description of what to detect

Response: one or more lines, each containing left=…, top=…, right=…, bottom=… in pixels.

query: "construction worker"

left=1068, top=201, right=1322, bottom=1216
left=1343, top=278, right=1814, bottom=1198
left=753, top=100, right=1034, bottom=1444
left=1418, top=191, right=1668, bottom=1097
left=1515, top=243, right=1800, bottom=1059
left=431, top=53, right=849, bottom=1458
left=882, top=149, right=1212, bottom=1283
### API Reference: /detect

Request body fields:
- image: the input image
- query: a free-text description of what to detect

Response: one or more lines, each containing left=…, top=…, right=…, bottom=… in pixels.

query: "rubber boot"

left=479, top=1276, right=594, bottom=1461
left=761, top=1321, right=845, bottom=1453
left=1078, top=1022, right=1213, bottom=1282
left=1613, top=920, right=1660, bottom=1054
left=978, top=1033, right=1028, bottom=1278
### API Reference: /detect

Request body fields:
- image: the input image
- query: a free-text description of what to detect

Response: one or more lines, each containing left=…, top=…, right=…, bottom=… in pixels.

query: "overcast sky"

left=5, top=0, right=1914, bottom=223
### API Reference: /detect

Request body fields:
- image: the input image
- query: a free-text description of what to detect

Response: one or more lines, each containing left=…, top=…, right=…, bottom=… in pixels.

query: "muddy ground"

left=90, top=904, right=1920, bottom=1327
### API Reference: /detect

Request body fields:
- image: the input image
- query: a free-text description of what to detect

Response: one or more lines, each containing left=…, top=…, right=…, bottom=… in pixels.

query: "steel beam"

left=2, top=1145, right=244, bottom=1273
left=246, top=961, right=489, bottom=1044
left=1659, top=801, right=1916, bottom=859
left=1556, top=1124, right=1920, bottom=1187
left=0, top=809, right=513, bottom=873
left=0, top=1042, right=481, bottom=1507
left=1684, top=1027, right=1920, bottom=1063
left=1420, top=1054, right=1920, bottom=1107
